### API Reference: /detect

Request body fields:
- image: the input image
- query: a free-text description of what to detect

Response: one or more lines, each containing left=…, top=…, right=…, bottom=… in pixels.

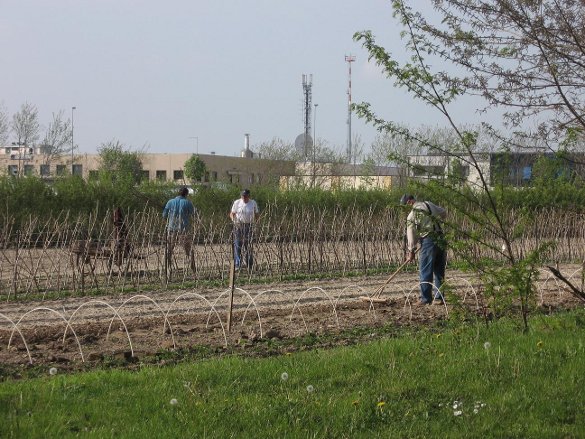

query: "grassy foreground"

left=1, top=311, right=585, bottom=438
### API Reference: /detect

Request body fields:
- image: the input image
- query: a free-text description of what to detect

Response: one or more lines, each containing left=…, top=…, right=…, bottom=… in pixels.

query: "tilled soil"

left=0, top=266, right=582, bottom=373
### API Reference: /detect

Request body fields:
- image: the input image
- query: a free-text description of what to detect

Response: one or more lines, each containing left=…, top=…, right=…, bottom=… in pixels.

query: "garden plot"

left=0, top=265, right=581, bottom=369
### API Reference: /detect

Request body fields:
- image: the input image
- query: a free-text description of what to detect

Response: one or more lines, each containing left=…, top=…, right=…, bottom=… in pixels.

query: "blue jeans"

left=419, top=235, right=447, bottom=303
left=233, top=223, right=253, bottom=268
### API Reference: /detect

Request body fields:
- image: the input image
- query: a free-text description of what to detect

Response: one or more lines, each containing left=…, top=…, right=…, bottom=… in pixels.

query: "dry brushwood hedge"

left=0, top=205, right=583, bottom=299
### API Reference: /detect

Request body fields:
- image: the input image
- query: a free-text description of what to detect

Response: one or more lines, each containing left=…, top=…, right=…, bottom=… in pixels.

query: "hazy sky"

left=1, top=0, right=484, bottom=157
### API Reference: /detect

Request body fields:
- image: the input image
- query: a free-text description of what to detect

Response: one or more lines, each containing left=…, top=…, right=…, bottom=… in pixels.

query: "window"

left=40, top=164, right=50, bottom=177
left=156, top=170, right=167, bottom=181
left=211, top=171, right=218, bottom=181
left=204, top=171, right=209, bottom=183
left=24, top=165, right=34, bottom=176
left=72, top=164, right=83, bottom=176
left=56, top=165, right=66, bottom=176
left=173, top=170, right=184, bottom=181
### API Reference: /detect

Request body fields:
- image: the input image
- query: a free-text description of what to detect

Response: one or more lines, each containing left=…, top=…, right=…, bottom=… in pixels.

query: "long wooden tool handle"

left=373, top=248, right=419, bottom=299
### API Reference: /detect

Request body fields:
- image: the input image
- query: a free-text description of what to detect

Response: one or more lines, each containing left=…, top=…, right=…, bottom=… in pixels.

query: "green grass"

left=2, top=311, right=585, bottom=438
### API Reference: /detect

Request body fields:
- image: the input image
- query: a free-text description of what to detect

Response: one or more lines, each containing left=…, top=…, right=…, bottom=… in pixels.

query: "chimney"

left=241, top=133, right=254, bottom=158
left=244, top=133, right=250, bottom=151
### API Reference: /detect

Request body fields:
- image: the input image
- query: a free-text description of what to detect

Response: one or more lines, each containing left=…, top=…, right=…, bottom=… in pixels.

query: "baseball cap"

left=241, top=189, right=251, bottom=197
left=400, top=194, right=414, bottom=204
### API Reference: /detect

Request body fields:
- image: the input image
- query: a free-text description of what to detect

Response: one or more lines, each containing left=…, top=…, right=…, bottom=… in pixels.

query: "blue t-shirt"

left=162, top=196, right=195, bottom=232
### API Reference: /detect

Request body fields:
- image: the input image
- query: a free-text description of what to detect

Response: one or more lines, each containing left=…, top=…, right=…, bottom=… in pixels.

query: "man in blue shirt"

left=163, top=187, right=197, bottom=273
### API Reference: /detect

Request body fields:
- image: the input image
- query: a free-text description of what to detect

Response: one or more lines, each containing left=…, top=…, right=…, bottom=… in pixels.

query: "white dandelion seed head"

left=49, top=367, right=57, bottom=376
left=170, top=398, right=178, bottom=405
left=473, top=408, right=479, bottom=414
left=281, top=372, right=289, bottom=381
left=484, top=341, right=491, bottom=350
left=306, top=385, right=314, bottom=393
left=454, top=410, right=463, bottom=416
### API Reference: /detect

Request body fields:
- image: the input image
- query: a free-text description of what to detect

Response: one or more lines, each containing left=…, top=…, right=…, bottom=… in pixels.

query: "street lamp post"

left=71, top=106, right=76, bottom=170
left=312, top=104, right=318, bottom=187
left=189, top=136, right=199, bottom=155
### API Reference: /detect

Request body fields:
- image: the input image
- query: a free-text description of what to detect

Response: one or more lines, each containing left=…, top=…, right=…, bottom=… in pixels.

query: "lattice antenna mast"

left=345, top=55, right=355, bottom=163
left=302, top=74, right=313, bottom=159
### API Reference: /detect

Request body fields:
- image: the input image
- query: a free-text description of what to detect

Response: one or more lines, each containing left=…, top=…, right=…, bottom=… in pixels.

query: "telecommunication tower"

left=302, top=74, right=313, bottom=158
left=345, top=54, right=356, bottom=163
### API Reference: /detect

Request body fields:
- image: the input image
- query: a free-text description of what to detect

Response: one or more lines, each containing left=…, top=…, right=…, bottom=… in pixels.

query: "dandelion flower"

left=306, top=385, right=314, bottom=393
left=484, top=342, right=491, bottom=350
left=537, top=340, right=543, bottom=348
left=49, top=367, right=57, bottom=376
left=352, top=400, right=359, bottom=406
left=281, top=372, right=289, bottom=382
left=377, top=401, right=386, bottom=407
left=170, top=398, right=178, bottom=405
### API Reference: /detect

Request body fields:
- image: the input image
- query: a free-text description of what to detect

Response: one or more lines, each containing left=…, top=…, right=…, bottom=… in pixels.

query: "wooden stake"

left=227, top=228, right=236, bottom=332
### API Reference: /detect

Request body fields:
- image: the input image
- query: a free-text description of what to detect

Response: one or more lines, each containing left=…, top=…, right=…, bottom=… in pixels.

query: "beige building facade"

left=0, top=146, right=295, bottom=186
left=280, top=162, right=403, bottom=190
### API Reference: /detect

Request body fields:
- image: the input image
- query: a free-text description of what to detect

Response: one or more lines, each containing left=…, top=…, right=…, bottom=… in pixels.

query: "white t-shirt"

left=231, top=198, right=259, bottom=224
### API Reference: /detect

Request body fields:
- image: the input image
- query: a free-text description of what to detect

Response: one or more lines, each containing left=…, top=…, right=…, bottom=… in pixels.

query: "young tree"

left=184, top=154, right=207, bottom=183
left=41, top=110, right=73, bottom=165
left=352, top=0, right=574, bottom=329
left=97, top=140, right=144, bottom=185
left=11, top=102, right=40, bottom=146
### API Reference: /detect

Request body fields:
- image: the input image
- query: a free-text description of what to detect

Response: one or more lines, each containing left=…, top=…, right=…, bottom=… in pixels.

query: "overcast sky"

left=1, top=0, right=486, bottom=157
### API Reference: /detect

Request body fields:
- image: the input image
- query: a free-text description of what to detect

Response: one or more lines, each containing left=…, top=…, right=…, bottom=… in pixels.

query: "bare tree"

left=256, top=137, right=303, bottom=161
left=11, top=103, right=40, bottom=146
left=41, top=110, right=73, bottom=165
left=0, top=104, right=9, bottom=145
left=392, top=0, right=585, bottom=143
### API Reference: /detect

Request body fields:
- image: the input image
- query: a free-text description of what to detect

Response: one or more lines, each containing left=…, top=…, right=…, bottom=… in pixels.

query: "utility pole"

left=313, top=103, right=318, bottom=187
left=345, top=55, right=355, bottom=164
left=71, top=106, right=76, bottom=171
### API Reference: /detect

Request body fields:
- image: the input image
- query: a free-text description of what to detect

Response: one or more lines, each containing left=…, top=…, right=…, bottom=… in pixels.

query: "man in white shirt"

left=401, top=194, right=447, bottom=305
left=230, top=189, right=259, bottom=270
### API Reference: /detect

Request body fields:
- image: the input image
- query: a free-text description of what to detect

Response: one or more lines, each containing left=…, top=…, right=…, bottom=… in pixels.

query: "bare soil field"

left=0, top=265, right=582, bottom=373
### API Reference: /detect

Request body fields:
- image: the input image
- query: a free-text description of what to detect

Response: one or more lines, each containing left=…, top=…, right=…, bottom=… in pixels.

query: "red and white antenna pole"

left=345, top=54, right=356, bottom=163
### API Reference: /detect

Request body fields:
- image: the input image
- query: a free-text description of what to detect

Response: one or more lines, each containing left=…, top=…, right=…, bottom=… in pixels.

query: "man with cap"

left=230, top=189, right=260, bottom=270
left=163, top=187, right=197, bottom=273
left=401, top=194, right=447, bottom=305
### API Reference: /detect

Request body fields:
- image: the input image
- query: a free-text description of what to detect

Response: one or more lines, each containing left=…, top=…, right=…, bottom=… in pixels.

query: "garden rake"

left=359, top=248, right=418, bottom=303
